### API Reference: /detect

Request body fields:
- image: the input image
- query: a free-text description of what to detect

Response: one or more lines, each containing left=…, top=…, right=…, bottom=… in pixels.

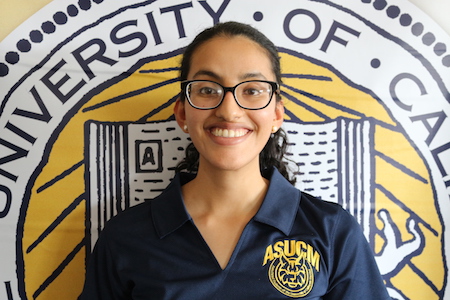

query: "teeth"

left=211, top=128, right=247, bottom=138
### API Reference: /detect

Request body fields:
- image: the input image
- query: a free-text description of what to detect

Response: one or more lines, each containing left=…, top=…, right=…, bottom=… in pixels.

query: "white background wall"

left=408, top=0, right=450, bottom=34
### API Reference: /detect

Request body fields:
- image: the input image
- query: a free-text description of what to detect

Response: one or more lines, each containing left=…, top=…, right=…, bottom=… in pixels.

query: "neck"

left=182, top=163, right=269, bottom=217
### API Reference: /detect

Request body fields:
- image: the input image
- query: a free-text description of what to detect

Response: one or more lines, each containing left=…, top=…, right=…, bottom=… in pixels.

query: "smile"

left=211, top=128, right=249, bottom=138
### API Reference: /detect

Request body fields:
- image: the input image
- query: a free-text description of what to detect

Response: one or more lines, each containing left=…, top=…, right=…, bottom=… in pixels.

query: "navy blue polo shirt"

left=79, top=168, right=390, bottom=299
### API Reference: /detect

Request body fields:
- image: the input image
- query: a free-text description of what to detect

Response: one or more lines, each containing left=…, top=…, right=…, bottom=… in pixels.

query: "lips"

left=210, top=127, right=249, bottom=138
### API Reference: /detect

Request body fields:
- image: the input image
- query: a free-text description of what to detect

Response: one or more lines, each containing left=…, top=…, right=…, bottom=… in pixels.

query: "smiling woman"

left=78, top=21, right=391, bottom=300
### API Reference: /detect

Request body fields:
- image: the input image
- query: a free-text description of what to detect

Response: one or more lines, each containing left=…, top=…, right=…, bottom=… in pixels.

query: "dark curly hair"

left=176, top=21, right=296, bottom=185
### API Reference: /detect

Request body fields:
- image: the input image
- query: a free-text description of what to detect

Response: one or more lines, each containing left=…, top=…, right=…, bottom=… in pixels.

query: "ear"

left=273, top=100, right=284, bottom=129
left=174, top=98, right=187, bottom=130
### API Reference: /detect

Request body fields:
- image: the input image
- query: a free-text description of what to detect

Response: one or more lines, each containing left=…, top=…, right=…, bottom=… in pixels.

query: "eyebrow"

left=240, top=72, right=267, bottom=80
left=192, top=70, right=221, bottom=80
left=192, top=70, right=268, bottom=81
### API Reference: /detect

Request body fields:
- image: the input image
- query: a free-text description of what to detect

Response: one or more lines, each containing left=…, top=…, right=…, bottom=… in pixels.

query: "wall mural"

left=0, top=0, right=449, bottom=299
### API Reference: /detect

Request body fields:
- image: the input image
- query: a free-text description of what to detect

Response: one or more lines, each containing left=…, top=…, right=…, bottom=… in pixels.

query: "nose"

left=215, top=91, right=243, bottom=120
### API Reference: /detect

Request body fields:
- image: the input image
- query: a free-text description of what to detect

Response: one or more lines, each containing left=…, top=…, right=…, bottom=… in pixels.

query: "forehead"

left=187, top=35, right=274, bottom=81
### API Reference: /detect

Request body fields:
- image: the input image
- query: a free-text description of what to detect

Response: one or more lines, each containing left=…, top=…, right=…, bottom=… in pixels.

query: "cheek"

left=254, top=110, right=278, bottom=130
left=184, top=107, right=203, bottom=123
left=184, top=109, right=211, bottom=132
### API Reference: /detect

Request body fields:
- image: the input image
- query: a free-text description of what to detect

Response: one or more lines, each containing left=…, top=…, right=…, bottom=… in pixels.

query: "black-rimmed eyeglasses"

left=181, top=80, right=279, bottom=110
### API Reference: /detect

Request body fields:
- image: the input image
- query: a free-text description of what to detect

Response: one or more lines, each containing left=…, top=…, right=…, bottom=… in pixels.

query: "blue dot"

left=17, top=39, right=31, bottom=52
left=371, top=58, right=381, bottom=68
left=93, top=0, right=103, bottom=3
left=361, top=0, right=371, bottom=3
left=54, top=11, right=68, bottom=25
left=30, top=30, right=43, bottom=43
left=422, top=32, right=435, bottom=46
left=443, top=55, right=450, bottom=67
left=373, top=0, right=387, bottom=10
left=67, top=4, right=79, bottom=17
left=0, top=63, right=9, bottom=77
left=42, top=21, right=56, bottom=34
left=399, top=14, right=412, bottom=26
left=253, top=11, right=263, bottom=21
left=5, top=52, right=20, bottom=64
left=434, top=43, right=446, bottom=56
left=411, top=22, right=424, bottom=36
left=79, top=0, right=91, bottom=11
left=386, top=5, right=400, bottom=18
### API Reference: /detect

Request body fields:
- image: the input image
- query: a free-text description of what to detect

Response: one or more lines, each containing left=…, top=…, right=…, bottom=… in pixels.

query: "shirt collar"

left=151, top=173, right=194, bottom=239
left=151, top=168, right=300, bottom=238
left=253, top=168, right=301, bottom=235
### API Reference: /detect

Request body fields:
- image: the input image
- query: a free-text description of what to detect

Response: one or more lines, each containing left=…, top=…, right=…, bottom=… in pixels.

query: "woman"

left=79, top=22, right=390, bottom=299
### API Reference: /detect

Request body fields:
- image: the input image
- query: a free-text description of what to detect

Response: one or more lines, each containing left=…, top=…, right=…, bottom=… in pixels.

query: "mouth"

left=210, top=128, right=249, bottom=138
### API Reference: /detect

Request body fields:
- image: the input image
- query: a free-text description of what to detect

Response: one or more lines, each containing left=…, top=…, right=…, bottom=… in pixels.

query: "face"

left=174, top=35, right=284, bottom=173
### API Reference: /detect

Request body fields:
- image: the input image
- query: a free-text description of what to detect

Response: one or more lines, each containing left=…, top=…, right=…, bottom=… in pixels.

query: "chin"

left=208, top=157, right=260, bottom=173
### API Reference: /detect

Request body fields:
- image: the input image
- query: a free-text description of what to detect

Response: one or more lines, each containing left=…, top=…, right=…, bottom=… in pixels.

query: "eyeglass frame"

left=180, top=80, right=280, bottom=110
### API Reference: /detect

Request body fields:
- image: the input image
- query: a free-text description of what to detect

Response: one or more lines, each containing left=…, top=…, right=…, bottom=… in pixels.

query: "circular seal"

left=0, top=1, right=448, bottom=299
left=268, top=255, right=315, bottom=298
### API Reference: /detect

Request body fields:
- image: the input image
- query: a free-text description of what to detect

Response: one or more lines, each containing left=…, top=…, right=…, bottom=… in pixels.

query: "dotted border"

left=363, top=0, right=450, bottom=67
left=0, top=0, right=103, bottom=77
left=0, top=0, right=449, bottom=77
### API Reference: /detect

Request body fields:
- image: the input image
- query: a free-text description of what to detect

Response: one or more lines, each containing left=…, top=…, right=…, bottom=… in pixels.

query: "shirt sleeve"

left=78, top=226, right=131, bottom=300
left=324, top=209, right=391, bottom=300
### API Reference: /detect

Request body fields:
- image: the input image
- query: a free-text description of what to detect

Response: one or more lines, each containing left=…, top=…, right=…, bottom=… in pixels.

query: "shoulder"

left=100, top=174, right=187, bottom=240
left=104, top=174, right=184, bottom=231
left=300, top=192, right=342, bottom=212
left=299, top=192, right=348, bottom=219
left=298, top=192, right=361, bottom=234
left=102, top=200, right=153, bottom=236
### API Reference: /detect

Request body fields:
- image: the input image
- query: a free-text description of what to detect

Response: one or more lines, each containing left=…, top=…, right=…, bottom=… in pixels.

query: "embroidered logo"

left=263, top=240, right=320, bottom=298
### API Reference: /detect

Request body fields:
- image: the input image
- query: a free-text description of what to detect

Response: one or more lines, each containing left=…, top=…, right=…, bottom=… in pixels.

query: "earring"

left=272, top=126, right=278, bottom=133
left=183, top=125, right=188, bottom=132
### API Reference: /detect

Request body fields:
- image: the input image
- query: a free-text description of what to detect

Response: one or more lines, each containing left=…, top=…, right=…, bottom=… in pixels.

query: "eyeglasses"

left=181, top=80, right=279, bottom=110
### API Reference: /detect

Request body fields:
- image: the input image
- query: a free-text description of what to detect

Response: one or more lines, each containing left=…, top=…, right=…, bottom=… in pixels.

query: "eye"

left=190, top=82, right=222, bottom=98
left=240, top=82, right=270, bottom=97
left=244, top=88, right=264, bottom=96
left=199, top=86, right=220, bottom=96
